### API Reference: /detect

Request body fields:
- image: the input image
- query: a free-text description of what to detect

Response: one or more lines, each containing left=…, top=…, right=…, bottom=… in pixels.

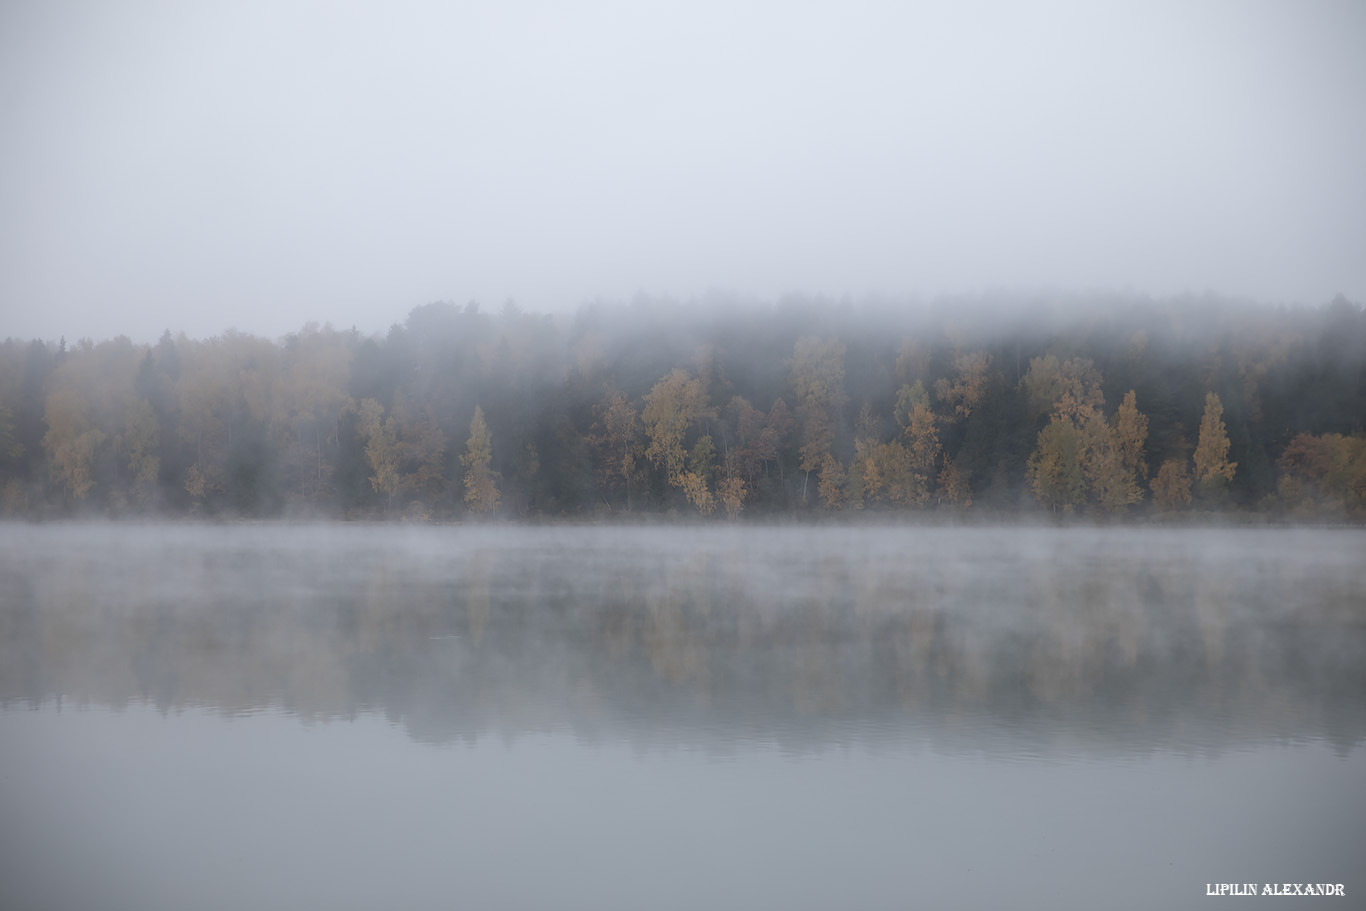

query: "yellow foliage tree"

left=717, top=474, right=746, bottom=519
left=588, top=390, right=646, bottom=510
left=1080, top=407, right=1124, bottom=509
left=1027, top=417, right=1085, bottom=511
left=43, top=387, right=105, bottom=502
left=851, top=438, right=907, bottom=508
left=1083, top=391, right=1149, bottom=512
left=789, top=337, right=846, bottom=502
left=642, top=369, right=715, bottom=482
left=115, top=398, right=161, bottom=505
left=677, top=471, right=715, bottom=516
left=818, top=452, right=848, bottom=509
left=934, top=351, right=991, bottom=420
left=1274, top=433, right=1366, bottom=517
left=641, top=369, right=718, bottom=513
left=1150, top=458, right=1192, bottom=509
left=1022, top=355, right=1104, bottom=422
left=1023, top=357, right=1104, bottom=512
left=1113, top=390, right=1149, bottom=489
left=1024, top=360, right=1150, bottom=512
left=356, top=398, right=401, bottom=511
left=1193, top=392, right=1236, bottom=487
left=937, top=458, right=972, bottom=507
left=461, top=405, right=500, bottom=515
left=903, top=401, right=940, bottom=505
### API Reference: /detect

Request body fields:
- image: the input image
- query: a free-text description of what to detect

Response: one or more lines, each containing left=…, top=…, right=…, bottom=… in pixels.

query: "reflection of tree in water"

left=1, top=525, right=1363, bottom=757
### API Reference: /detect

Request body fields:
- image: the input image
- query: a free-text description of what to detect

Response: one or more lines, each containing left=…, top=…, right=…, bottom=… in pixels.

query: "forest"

left=1, top=293, right=1363, bottom=521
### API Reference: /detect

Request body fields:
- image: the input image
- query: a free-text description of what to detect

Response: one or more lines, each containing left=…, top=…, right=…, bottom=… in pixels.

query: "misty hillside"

left=1, top=293, right=1363, bottom=520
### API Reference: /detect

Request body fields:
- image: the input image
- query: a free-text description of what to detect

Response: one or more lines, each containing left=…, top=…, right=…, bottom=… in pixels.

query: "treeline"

left=1, top=293, right=1363, bottom=520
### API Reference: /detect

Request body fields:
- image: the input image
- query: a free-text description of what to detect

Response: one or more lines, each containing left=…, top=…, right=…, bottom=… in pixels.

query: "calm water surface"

left=1, top=523, right=1362, bottom=910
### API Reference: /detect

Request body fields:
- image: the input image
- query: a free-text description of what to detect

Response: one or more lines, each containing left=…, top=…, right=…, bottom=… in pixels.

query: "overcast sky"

left=2, top=0, right=1363, bottom=344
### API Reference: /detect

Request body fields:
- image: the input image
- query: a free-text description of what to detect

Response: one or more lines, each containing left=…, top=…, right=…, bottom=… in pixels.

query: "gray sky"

left=2, top=0, right=1363, bottom=344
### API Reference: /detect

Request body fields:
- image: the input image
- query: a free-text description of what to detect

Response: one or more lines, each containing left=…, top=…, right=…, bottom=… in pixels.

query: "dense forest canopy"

left=1, top=293, right=1363, bottom=520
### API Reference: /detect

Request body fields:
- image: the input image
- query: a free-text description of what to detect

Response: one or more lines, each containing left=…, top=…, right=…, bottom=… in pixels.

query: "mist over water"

left=2, top=522, right=1362, bottom=754
left=1, top=523, right=1362, bottom=909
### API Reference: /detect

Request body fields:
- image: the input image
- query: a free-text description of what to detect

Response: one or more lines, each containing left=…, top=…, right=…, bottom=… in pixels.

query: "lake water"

left=1, top=522, right=1362, bottom=910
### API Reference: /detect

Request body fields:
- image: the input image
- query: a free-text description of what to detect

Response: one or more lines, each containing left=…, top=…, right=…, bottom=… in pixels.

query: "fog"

left=3, top=0, right=1364, bottom=343
left=4, top=294, right=1362, bottom=520
left=4, top=522, right=1364, bottom=909
left=4, top=522, right=1362, bottom=755
left=3, top=4, right=1365, bottom=900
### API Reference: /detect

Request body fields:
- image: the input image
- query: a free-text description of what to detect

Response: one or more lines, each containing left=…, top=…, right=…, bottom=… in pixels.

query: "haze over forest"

left=1, top=293, right=1362, bottom=520
left=3, top=2, right=1363, bottom=519
left=2, top=0, right=1364, bottom=344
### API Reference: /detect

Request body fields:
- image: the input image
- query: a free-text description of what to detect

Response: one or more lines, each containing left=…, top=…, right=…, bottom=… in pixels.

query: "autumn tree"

left=43, top=387, right=105, bottom=502
left=1024, top=358, right=1105, bottom=512
left=848, top=403, right=892, bottom=508
left=1193, top=392, right=1236, bottom=502
left=1027, top=418, right=1085, bottom=511
left=642, top=370, right=713, bottom=480
left=716, top=396, right=792, bottom=512
left=677, top=470, right=716, bottom=516
left=729, top=397, right=775, bottom=489
left=893, top=381, right=928, bottom=431
left=115, top=398, right=161, bottom=505
left=934, top=351, right=990, bottom=420
left=1112, top=390, right=1149, bottom=492
left=903, top=399, right=941, bottom=505
left=680, top=434, right=723, bottom=515
left=848, top=438, right=883, bottom=508
left=1022, top=355, right=1103, bottom=422
left=851, top=387, right=939, bottom=509
left=817, top=452, right=849, bottom=509
left=34, top=336, right=162, bottom=509
left=1274, top=433, right=1366, bottom=516
left=1150, top=458, right=1192, bottom=510
left=716, top=474, right=746, bottom=519
left=1083, top=391, right=1149, bottom=512
left=282, top=325, right=352, bottom=503
left=1077, top=409, right=1123, bottom=511
left=898, top=376, right=970, bottom=506
left=169, top=331, right=286, bottom=513
left=462, top=404, right=500, bottom=515
left=588, top=390, right=646, bottom=510
left=789, top=337, right=846, bottom=503
left=641, top=369, right=717, bottom=513
left=1023, top=353, right=1150, bottom=513
left=937, top=459, right=972, bottom=507
left=355, top=398, right=400, bottom=511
